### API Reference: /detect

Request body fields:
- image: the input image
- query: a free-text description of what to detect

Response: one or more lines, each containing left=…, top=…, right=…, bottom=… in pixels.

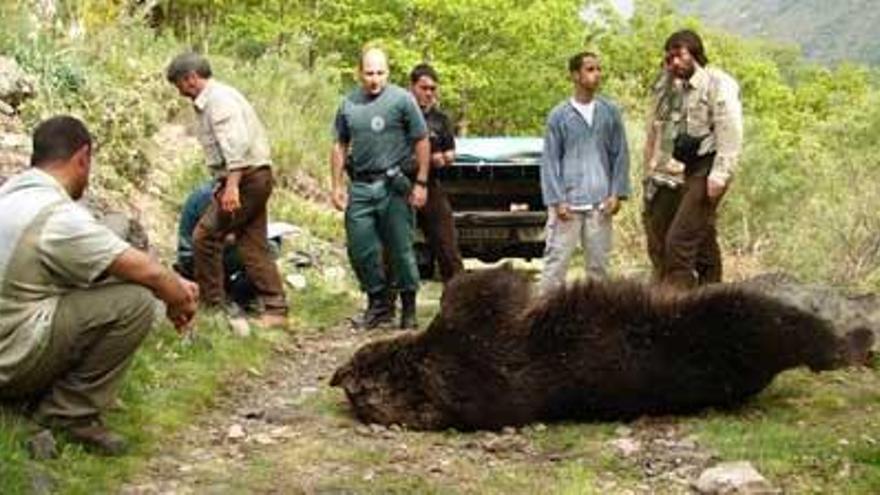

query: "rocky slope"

left=678, top=0, right=880, bottom=65
left=0, top=55, right=153, bottom=249
left=0, top=56, right=33, bottom=182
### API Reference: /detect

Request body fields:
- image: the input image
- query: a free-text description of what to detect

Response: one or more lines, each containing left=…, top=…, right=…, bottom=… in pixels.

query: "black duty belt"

left=349, top=169, right=388, bottom=183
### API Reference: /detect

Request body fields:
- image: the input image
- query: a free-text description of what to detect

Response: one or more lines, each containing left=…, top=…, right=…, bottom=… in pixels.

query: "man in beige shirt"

left=0, top=116, right=198, bottom=455
left=642, top=65, right=721, bottom=285
left=166, top=52, right=287, bottom=327
left=654, top=29, right=743, bottom=290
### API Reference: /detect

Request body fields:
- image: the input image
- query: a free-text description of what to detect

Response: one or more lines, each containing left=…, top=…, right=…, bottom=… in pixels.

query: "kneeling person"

left=0, top=116, right=198, bottom=455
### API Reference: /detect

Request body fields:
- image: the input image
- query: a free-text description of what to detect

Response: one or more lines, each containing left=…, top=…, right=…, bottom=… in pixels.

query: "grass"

left=272, top=188, right=345, bottom=244
left=0, top=265, right=356, bottom=495
left=0, top=315, right=271, bottom=494
left=1, top=4, right=879, bottom=492
left=688, top=367, right=880, bottom=494
left=6, top=218, right=873, bottom=494
left=0, top=55, right=360, bottom=488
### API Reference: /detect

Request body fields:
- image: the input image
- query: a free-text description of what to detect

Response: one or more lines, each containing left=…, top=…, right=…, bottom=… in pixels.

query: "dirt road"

left=120, top=286, right=717, bottom=495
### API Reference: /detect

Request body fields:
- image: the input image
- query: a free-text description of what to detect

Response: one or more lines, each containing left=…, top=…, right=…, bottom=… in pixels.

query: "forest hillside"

left=678, top=0, right=880, bottom=65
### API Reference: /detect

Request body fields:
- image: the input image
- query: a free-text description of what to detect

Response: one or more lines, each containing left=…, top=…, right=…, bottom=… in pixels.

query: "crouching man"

left=0, top=116, right=198, bottom=455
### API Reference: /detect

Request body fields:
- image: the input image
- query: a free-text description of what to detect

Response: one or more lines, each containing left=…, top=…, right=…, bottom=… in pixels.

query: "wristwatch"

left=414, top=178, right=428, bottom=187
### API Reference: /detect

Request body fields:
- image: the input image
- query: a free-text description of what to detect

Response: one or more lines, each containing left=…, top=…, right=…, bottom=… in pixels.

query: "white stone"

left=694, top=461, right=778, bottom=495
left=285, top=273, right=308, bottom=290
left=227, top=315, right=251, bottom=337
left=226, top=424, right=246, bottom=441
left=609, top=437, right=642, bottom=457
left=0, top=57, right=36, bottom=107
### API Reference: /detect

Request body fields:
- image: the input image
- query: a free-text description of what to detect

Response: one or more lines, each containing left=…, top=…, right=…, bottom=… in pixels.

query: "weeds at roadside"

left=0, top=316, right=269, bottom=494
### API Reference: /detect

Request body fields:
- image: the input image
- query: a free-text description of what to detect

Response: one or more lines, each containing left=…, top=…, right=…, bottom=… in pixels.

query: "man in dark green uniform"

left=330, top=47, right=430, bottom=330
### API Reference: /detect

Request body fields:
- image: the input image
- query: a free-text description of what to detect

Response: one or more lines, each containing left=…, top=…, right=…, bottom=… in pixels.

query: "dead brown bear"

left=331, top=268, right=872, bottom=431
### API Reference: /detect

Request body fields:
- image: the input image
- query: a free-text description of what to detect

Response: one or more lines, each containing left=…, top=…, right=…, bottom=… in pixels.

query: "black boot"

left=400, top=291, right=418, bottom=330
left=354, top=291, right=393, bottom=330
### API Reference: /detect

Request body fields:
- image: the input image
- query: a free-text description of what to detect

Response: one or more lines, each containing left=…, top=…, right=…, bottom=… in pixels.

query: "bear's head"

left=331, top=267, right=534, bottom=429
left=330, top=333, right=449, bottom=429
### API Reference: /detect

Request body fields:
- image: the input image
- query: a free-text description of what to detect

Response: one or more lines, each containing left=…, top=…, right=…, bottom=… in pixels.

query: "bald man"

left=330, top=47, right=430, bottom=330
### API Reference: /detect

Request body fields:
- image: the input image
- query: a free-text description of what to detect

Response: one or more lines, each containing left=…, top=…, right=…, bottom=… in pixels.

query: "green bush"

left=4, top=19, right=184, bottom=200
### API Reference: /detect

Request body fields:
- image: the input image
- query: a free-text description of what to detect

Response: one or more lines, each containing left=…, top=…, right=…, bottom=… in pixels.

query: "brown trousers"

left=193, top=167, right=287, bottom=314
left=643, top=183, right=721, bottom=285
left=417, top=179, right=464, bottom=282
left=657, top=156, right=723, bottom=290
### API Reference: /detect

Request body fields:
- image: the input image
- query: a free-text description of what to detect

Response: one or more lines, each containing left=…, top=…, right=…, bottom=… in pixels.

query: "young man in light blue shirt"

left=539, top=52, right=631, bottom=294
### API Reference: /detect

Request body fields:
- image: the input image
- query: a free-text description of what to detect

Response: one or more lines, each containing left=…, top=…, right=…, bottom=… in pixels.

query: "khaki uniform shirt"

left=0, top=169, right=129, bottom=385
left=680, top=65, right=743, bottom=186
left=194, top=80, right=272, bottom=177
left=645, top=65, right=743, bottom=187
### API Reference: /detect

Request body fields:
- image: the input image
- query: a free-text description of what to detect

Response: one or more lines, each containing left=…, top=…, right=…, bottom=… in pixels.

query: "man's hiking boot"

left=353, top=291, right=394, bottom=330
left=65, top=420, right=128, bottom=456
left=400, top=291, right=418, bottom=330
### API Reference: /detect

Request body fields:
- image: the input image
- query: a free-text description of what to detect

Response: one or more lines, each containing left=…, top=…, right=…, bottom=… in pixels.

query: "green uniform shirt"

left=333, top=84, right=427, bottom=175
left=0, top=169, right=130, bottom=385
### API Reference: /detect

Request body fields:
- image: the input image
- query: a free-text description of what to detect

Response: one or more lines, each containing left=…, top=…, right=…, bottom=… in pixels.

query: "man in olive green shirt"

left=0, top=116, right=198, bottom=455
left=330, top=47, right=430, bottom=330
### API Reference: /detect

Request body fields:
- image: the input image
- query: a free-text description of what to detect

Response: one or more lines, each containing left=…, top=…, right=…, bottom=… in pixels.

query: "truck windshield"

left=454, top=137, right=543, bottom=164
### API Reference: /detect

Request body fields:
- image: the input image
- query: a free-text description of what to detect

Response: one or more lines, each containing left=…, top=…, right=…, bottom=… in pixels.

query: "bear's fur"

left=332, top=268, right=870, bottom=431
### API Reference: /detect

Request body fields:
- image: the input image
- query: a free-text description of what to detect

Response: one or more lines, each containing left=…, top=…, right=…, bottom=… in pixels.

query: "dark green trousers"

left=345, top=181, right=419, bottom=294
